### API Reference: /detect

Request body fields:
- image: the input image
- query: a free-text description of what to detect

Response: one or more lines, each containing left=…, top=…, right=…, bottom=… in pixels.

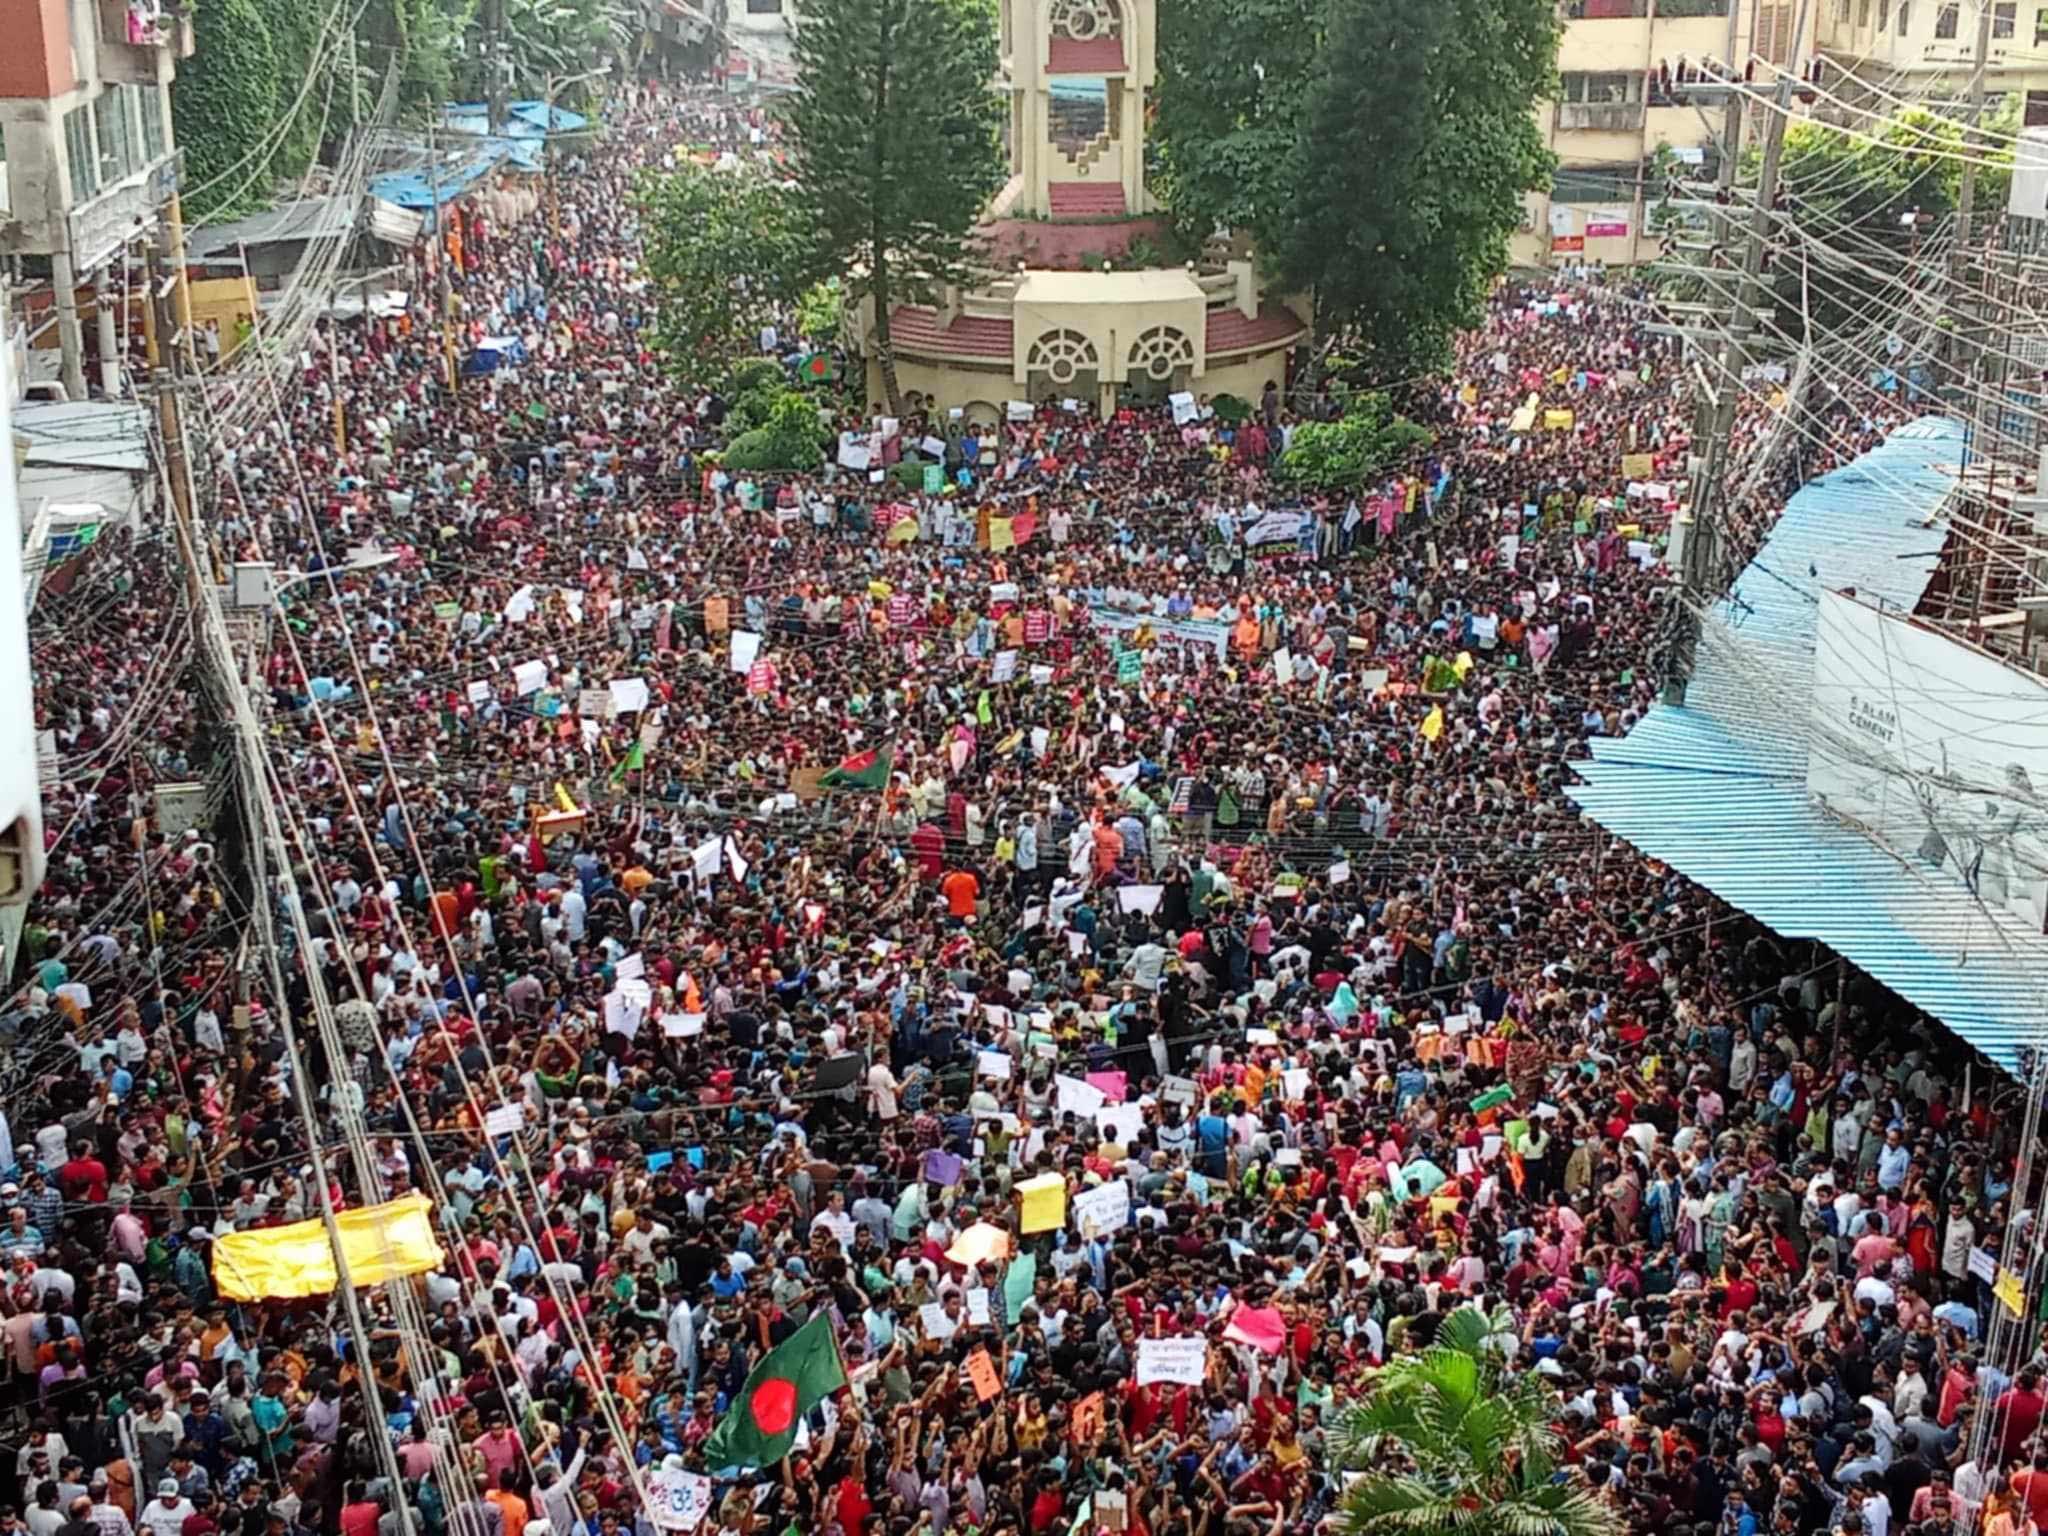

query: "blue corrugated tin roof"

left=1568, top=417, right=2048, bottom=1072
left=441, top=101, right=591, bottom=139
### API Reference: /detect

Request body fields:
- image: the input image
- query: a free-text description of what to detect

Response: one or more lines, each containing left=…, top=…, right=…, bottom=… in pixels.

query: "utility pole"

left=1954, top=0, right=1996, bottom=473
left=1661, top=0, right=1810, bottom=707
left=146, top=248, right=199, bottom=583
left=487, top=0, right=509, bottom=135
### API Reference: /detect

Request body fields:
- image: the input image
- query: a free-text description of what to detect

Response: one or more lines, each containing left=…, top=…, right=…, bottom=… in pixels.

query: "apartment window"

left=1551, top=166, right=1637, bottom=203
left=1936, top=2, right=1960, bottom=35
left=93, top=88, right=134, bottom=186
left=1858, top=0, right=1871, bottom=24
left=1995, top=0, right=2017, bottom=36
left=138, top=85, right=165, bottom=161
left=64, top=106, right=96, bottom=201
left=2037, top=3, right=2048, bottom=44
left=1877, top=0, right=1889, bottom=30
left=744, top=0, right=780, bottom=11
left=1561, top=71, right=1643, bottom=104
left=1898, top=1, right=1909, bottom=30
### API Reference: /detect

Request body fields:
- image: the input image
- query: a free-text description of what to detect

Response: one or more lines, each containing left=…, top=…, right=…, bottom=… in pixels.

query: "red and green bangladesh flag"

left=703, top=1311, right=846, bottom=1470
left=818, top=745, right=893, bottom=792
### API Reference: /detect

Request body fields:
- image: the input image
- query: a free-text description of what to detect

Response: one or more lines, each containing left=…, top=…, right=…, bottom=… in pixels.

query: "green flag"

left=609, top=740, right=645, bottom=786
left=818, top=745, right=893, bottom=791
left=976, top=690, right=993, bottom=726
left=1002, top=1252, right=1037, bottom=1327
left=702, top=1311, right=846, bottom=1471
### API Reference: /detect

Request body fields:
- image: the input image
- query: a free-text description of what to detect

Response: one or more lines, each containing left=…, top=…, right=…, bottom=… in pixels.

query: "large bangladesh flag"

left=817, top=745, right=893, bottom=792
left=703, top=1312, right=846, bottom=1470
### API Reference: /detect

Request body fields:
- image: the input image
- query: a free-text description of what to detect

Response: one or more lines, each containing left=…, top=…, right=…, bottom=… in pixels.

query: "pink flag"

left=1085, top=1070, right=1127, bottom=1103
left=1223, top=1305, right=1287, bottom=1354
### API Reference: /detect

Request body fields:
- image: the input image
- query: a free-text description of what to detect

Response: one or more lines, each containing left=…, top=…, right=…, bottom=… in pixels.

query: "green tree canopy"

left=1278, top=0, right=1556, bottom=379
left=1336, top=1306, right=1624, bottom=1536
left=1153, top=0, right=1557, bottom=382
left=640, top=166, right=808, bottom=387
left=1151, top=0, right=1323, bottom=252
left=783, top=0, right=1006, bottom=412
left=1748, top=103, right=2016, bottom=340
left=1275, top=394, right=1432, bottom=491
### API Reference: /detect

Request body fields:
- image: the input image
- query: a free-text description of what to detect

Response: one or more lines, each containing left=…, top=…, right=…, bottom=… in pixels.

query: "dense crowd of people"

left=1, top=73, right=2034, bottom=1536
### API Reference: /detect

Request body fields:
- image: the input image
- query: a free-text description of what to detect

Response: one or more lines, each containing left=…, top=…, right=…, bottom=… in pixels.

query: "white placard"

left=512, top=659, right=549, bottom=696
left=1162, top=1075, right=1199, bottom=1107
left=1073, top=1180, right=1131, bottom=1236
left=729, top=630, right=764, bottom=674
left=1970, top=1246, right=1998, bottom=1282
left=991, top=650, right=1018, bottom=683
left=977, top=1050, right=1013, bottom=1080
left=1096, top=1104, right=1144, bottom=1145
left=965, top=1288, right=992, bottom=1325
left=484, top=1103, right=526, bottom=1137
left=918, top=1302, right=957, bottom=1340
left=648, top=1466, right=714, bottom=1532
left=1136, top=1336, right=1208, bottom=1387
left=1327, top=860, right=1351, bottom=886
left=1055, top=1074, right=1107, bottom=1118
left=610, top=677, right=651, bottom=714
left=1169, top=390, right=1197, bottom=426
left=1117, top=885, right=1164, bottom=916
left=662, top=1012, right=707, bottom=1037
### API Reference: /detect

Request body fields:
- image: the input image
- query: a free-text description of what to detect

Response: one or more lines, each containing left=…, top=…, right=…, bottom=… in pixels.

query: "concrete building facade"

left=1814, top=0, right=2048, bottom=124
left=1514, top=0, right=1815, bottom=268
left=0, top=0, right=191, bottom=398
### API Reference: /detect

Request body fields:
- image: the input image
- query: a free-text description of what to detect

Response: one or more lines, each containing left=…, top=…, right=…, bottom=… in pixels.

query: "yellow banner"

left=1621, top=453, right=1654, bottom=479
left=212, top=1194, right=446, bottom=1301
left=1018, top=1172, right=1068, bottom=1233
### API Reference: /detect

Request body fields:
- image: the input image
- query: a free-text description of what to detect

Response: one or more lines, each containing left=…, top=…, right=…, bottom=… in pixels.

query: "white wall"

left=1808, top=590, right=2048, bottom=935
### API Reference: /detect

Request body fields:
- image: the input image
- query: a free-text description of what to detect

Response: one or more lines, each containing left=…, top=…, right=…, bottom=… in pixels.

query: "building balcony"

left=97, top=0, right=195, bottom=86
left=1559, top=101, right=1646, bottom=131
left=68, top=149, right=181, bottom=271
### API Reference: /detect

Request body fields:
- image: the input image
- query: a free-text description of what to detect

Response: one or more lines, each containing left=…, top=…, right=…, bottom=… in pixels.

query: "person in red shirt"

left=1999, top=1368, right=2047, bottom=1462
left=57, top=1143, right=108, bottom=1205
left=1719, top=1260, right=1758, bottom=1320
left=338, top=1484, right=381, bottom=1536
left=180, top=1489, right=222, bottom=1536
left=910, top=820, right=945, bottom=880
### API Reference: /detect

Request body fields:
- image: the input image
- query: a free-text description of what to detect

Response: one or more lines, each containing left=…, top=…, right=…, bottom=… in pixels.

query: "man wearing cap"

left=138, top=1480, right=193, bottom=1536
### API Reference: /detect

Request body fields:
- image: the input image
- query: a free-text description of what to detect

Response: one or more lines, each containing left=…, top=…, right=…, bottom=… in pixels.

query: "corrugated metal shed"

left=1568, top=417, right=2048, bottom=1071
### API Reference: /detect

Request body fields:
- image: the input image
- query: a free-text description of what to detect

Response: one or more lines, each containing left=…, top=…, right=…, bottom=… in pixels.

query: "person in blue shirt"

left=1195, top=1102, right=1230, bottom=1179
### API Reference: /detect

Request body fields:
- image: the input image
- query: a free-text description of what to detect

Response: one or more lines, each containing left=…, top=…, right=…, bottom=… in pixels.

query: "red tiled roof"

left=1205, top=303, right=1308, bottom=356
left=888, top=307, right=1014, bottom=360
left=1048, top=35, right=1125, bottom=73
left=1047, top=182, right=1127, bottom=218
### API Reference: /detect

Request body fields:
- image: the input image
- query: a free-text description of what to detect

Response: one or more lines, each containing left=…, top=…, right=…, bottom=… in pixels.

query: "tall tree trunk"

left=869, top=13, right=902, bottom=416
left=872, top=249, right=903, bottom=416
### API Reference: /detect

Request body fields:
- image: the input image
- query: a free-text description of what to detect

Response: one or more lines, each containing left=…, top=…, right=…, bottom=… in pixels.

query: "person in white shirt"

left=866, top=1059, right=900, bottom=1121
left=138, top=1480, right=195, bottom=1536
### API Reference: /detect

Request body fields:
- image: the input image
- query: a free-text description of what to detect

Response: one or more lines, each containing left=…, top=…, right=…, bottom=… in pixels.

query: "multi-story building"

left=1514, top=0, right=1815, bottom=268
left=1816, top=0, right=2048, bottom=125
left=0, top=0, right=192, bottom=399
